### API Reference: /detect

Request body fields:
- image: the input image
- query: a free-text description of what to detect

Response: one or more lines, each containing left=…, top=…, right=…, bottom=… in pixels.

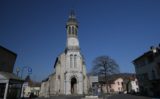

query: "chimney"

left=150, top=46, right=157, bottom=53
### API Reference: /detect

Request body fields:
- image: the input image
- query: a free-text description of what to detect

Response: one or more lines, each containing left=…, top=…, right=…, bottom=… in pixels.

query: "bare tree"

left=92, top=55, right=120, bottom=93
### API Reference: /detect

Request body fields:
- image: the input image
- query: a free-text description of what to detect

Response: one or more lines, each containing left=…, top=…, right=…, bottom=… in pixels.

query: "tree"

left=92, top=55, right=120, bottom=93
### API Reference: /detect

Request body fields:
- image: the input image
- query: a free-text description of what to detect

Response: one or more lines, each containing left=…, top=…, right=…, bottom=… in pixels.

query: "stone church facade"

left=40, top=12, right=88, bottom=97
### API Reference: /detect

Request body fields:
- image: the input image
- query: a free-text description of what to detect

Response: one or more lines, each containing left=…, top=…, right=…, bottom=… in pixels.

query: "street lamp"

left=16, top=67, right=20, bottom=77
left=21, top=66, right=32, bottom=79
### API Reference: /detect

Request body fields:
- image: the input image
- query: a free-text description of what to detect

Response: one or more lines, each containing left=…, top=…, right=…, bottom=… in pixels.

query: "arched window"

left=70, top=54, right=73, bottom=68
left=72, top=26, right=74, bottom=35
left=74, top=55, right=77, bottom=68
left=69, top=26, right=71, bottom=34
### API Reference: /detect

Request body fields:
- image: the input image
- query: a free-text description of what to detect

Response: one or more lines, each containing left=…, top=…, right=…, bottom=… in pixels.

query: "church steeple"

left=66, top=10, right=78, bottom=38
left=66, top=10, right=79, bottom=50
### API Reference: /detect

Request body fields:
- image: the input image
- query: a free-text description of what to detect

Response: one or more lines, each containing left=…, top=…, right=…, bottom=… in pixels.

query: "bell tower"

left=66, top=10, right=79, bottom=50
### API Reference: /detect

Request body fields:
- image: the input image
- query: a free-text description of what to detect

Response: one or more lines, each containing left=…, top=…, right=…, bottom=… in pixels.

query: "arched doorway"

left=71, top=77, right=77, bottom=94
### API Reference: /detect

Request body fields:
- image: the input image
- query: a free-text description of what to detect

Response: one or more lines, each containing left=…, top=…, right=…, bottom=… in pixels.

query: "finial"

left=69, top=10, right=76, bottom=18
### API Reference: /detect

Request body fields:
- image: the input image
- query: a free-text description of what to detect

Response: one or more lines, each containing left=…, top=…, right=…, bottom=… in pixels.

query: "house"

left=133, top=45, right=160, bottom=97
left=21, top=75, right=40, bottom=98
left=0, top=45, right=23, bottom=99
left=99, top=73, right=139, bottom=94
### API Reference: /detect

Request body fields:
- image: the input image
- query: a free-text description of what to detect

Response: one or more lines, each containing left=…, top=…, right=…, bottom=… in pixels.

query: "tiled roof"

left=99, top=73, right=136, bottom=83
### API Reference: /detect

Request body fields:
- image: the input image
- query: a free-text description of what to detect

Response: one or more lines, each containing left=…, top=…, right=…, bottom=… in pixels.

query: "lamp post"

left=21, top=66, right=32, bottom=79
left=20, top=66, right=32, bottom=98
left=16, top=67, right=20, bottom=77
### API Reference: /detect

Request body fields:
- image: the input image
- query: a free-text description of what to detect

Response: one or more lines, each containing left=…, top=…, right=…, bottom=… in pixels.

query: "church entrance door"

left=71, top=77, right=77, bottom=94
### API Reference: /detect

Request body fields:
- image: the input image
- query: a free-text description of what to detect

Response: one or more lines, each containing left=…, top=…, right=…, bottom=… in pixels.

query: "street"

left=36, top=95, right=83, bottom=99
left=35, top=94, right=152, bottom=99
left=107, top=94, right=151, bottom=99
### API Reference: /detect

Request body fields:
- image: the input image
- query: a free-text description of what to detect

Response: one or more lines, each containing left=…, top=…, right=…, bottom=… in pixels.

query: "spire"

left=69, top=10, right=76, bottom=19
left=67, top=10, right=78, bottom=26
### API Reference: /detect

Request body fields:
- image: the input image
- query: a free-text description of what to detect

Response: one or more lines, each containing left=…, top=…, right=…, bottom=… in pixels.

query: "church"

left=40, top=11, right=88, bottom=97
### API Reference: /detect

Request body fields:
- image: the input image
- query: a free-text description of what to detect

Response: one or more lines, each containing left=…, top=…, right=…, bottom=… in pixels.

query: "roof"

left=99, top=73, right=136, bottom=83
left=66, top=10, right=78, bottom=26
left=42, top=77, right=49, bottom=82
left=29, top=81, right=41, bottom=87
left=132, top=51, right=152, bottom=63
left=0, top=71, right=23, bottom=81
left=0, top=45, right=17, bottom=57
left=53, top=57, right=59, bottom=68
left=133, top=47, right=160, bottom=63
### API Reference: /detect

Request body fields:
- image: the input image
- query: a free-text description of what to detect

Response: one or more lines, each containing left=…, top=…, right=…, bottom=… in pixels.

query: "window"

left=147, top=55, right=154, bottom=63
left=74, top=55, right=77, bottom=68
left=137, top=88, right=139, bottom=92
left=121, top=82, right=123, bottom=86
left=142, top=73, right=149, bottom=81
left=136, top=74, right=141, bottom=81
left=152, top=70, right=156, bottom=79
left=118, top=87, right=120, bottom=91
left=69, top=26, right=71, bottom=34
left=72, top=26, right=74, bottom=34
left=70, top=54, right=73, bottom=68
left=136, top=81, right=138, bottom=85
left=0, top=83, right=6, bottom=98
left=0, top=61, right=6, bottom=70
left=118, top=82, right=120, bottom=85
left=58, top=75, right=60, bottom=79
left=156, top=63, right=160, bottom=76
left=137, top=60, right=146, bottom=67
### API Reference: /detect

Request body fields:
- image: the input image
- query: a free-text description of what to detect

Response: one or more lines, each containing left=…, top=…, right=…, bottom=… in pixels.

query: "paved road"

left=37, top=95, right=84, bottom=99
left=107, top=94, right=152, bottom=99
left=35, top=94, right=153, bottom=99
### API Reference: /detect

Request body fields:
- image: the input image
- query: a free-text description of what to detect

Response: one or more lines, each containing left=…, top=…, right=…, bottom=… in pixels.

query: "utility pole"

left=16, top=67, right=20, bottom=77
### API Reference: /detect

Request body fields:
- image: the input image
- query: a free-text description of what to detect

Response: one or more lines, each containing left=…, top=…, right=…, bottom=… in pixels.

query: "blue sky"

left=0, top=0, right=160, bottom=81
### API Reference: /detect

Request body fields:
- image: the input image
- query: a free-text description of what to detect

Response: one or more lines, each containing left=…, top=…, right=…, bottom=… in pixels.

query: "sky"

left=0, top=0, right=160, bottom=81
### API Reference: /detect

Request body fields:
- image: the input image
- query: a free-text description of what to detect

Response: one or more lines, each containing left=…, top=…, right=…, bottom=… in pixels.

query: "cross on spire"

left=69, top=10, right=76, bottom=18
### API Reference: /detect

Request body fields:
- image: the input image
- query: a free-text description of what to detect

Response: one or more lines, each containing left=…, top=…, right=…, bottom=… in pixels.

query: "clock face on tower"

left=68, top=38, right=79, bottom=47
